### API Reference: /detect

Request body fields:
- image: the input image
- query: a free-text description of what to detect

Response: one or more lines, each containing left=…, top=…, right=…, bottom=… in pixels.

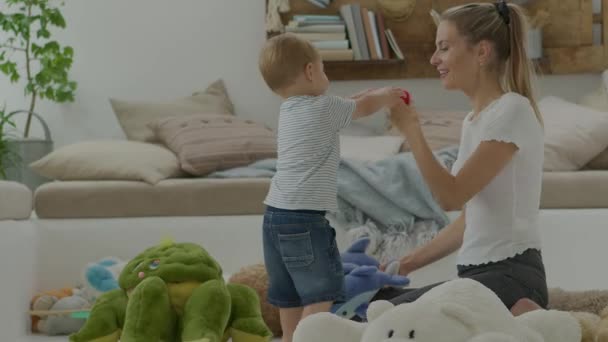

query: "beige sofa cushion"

left=0, top=181, right=32, bottom=220
left=541, top=96, right=608, bottom=171
left=32, top=171, right=608, bottom=219
left=579, top=70, right=608, bottom=170
left=149, top=114, right=277, bottom=176
left=110, top=79, right=235, bottom=142
left=541, top=171, right=608, bottom=209
left=387, top=109, right=469, bottom=151
left=34, top=178, right=271, bottom=218
left=30, top=141, right=182, bottom=184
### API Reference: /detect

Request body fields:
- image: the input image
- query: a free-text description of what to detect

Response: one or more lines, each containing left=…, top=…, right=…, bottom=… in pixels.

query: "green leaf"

left=63, top=45, right=73, bottom=57
left=47, top=8, right=66, bottom=27
left=37, top=27, right=50, bottom=39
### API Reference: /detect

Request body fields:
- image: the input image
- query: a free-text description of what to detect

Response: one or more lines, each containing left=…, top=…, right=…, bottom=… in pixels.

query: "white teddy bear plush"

left=293, top=278, right=581, bottom=342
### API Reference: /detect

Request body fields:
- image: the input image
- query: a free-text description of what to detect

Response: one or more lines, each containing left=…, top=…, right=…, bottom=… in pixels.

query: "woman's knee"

left=510, top=298, right=543, bottom=316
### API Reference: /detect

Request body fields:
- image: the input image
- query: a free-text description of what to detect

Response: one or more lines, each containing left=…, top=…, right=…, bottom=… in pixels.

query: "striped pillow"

left=148, top=114, right=277, bottom=176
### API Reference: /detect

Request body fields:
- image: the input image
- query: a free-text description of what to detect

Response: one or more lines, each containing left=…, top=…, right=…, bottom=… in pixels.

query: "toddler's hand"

left=350, top=88, right=376, bottom=99
left=373, top=87, right=405, bottom=107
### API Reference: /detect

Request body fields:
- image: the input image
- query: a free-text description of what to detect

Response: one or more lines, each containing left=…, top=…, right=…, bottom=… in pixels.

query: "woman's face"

left=430, top=20, right=483, bottom=93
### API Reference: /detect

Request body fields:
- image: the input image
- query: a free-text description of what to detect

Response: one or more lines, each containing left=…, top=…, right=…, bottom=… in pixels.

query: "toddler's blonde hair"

left=259, top=33, right=319, bottom=92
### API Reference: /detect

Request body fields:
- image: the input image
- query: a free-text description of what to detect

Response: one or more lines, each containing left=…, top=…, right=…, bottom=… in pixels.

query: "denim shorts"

left=262, top=206, right=345, bottom=308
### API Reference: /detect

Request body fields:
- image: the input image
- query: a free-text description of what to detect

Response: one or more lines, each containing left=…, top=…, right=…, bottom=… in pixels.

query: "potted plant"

left=0, top=0, right=77, bottom=189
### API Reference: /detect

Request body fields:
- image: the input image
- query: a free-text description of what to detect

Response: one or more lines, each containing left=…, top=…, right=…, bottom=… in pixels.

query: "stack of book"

left=338, top=3, right=404, bottom=61
left=285, top=4, right=404, bottom=62
left=285, top=14, right=354, bottom=61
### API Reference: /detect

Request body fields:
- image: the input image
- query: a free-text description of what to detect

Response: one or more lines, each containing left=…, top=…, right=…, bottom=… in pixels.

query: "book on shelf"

left=281, top=13, right=353, bottom=61
left=385, top=29, right=405, bottom=60
left=292, top=14, right=341, bottom=22
left=285, top=23, right=345, bottom=33
left=291, top=32, right=346, bottom=41
left=375, top=11, right=391, bottom=59
left=311, top=40, right=349, bottom=50
left=336, top=4, right=403, bottom=61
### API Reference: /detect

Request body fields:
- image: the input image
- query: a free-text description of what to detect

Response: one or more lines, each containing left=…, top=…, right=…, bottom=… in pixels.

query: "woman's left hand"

left=389, top=101, right=419, bottom=132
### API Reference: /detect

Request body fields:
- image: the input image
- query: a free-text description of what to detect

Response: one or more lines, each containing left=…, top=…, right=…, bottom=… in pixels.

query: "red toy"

left=400, top=90, right=411, bottom=105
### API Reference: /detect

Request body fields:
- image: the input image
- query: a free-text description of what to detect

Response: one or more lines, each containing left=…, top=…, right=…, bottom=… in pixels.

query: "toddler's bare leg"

left=302, top=301, right=333, bottom=319
left=280, top=307, right=303, bottom=342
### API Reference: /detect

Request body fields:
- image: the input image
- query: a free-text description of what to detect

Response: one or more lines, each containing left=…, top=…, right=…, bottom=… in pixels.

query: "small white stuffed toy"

left=293, top=278, right=582, bottom=342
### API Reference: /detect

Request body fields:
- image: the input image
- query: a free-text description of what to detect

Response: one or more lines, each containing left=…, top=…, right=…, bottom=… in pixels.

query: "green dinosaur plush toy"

left=69, top=241, right=272, bottom=342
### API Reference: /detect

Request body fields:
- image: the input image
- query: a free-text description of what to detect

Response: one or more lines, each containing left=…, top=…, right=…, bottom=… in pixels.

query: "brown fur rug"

left=549, top=287, right=608, bottom=315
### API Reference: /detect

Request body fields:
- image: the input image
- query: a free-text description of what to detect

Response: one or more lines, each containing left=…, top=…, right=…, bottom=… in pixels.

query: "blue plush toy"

left=82, top=257, right=126, bottom=303
left=331, top=238, right=409, bottom=321
left=340, top=237, right=380, bottom=268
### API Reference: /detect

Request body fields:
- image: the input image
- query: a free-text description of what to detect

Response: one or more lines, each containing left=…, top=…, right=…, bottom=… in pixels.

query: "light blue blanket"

left=208, top=146, right=459, bottom=236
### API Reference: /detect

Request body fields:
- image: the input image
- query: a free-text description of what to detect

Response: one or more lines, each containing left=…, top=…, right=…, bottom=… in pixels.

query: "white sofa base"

left=3, top=208, right=608, bottom=341
left=0, top=220, right=39, bottom=342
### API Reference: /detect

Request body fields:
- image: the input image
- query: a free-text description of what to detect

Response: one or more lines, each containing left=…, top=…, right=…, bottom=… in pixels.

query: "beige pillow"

left=110, top=79, right=235, bottom=142
left=579, top=71, right=608, bottom=169
left=387, top=109, right=468, bottom=151
left=541, top=96, right=608, bottom=171
left=30, top=141, right=182, bottom=184
left=149, top=114, right=277, bottom=176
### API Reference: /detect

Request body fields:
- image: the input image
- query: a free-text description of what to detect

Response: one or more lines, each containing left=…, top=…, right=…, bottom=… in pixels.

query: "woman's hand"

left=395, top=254, right=419, bottom=276
left=380, top=254, right=419, bottom=276
left=389, top=101, right=419, bottom=132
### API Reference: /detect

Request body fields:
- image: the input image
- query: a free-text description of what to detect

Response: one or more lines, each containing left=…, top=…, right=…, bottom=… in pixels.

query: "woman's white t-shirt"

left=450, top=92, right=544, bottom=266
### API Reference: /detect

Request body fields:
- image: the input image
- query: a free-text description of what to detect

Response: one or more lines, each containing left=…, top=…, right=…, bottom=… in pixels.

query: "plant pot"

left=3, top=111, right=53, bottom=191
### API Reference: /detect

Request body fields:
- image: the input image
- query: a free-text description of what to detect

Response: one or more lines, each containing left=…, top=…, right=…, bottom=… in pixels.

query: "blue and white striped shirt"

left=264, top=95, right=356, bottom=211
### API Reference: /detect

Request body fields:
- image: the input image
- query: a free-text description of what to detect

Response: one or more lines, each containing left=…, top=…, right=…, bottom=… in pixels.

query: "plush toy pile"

left=29, top=257, right=126, bottom=336
left=69, top=241, right=272, bottom=342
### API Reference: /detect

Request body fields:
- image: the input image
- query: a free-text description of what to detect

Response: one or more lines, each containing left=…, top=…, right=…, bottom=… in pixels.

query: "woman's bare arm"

left=394, top=211, right=465, bottom=275
left=391, top=103, right=517, bottom=211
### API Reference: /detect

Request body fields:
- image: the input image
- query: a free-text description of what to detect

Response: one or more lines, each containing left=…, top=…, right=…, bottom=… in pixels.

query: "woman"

left=380, top=1, right=547, bottom=315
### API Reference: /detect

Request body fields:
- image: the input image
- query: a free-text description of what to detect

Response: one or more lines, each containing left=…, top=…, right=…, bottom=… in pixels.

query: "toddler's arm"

left=353, top=87, right=403, bottom=120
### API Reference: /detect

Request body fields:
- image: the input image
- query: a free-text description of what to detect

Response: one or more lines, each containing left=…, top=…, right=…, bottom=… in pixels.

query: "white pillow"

left=579, top=69, right=608, bottom=112
left=541, top=96, right=608, bottom=171
left=340, top=135, right=404, bottom=162
left=30, top=141, right=182, bottom=184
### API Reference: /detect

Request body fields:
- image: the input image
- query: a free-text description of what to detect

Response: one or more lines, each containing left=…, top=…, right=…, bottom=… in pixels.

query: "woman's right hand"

left=396, top=254, right=419, bottom=276
left=389, top=101, right=420, bottom=132
left=381, top=212, right=466, bottom=276
left=380, top=254, right=419, bottom=276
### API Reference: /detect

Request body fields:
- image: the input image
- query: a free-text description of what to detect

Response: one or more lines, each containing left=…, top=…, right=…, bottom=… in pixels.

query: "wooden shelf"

left=324, top=59, right=407, bottom=81
left=267, top=0, right=608, bottom=80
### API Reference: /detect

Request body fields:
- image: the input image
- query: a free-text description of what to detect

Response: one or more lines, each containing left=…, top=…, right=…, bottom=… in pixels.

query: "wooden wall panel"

left=528, top=0, right=593, bottom=47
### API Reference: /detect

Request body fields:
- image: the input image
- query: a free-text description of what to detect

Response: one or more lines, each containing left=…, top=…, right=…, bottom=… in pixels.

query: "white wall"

left=0, top=0, right=603, bottom=147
